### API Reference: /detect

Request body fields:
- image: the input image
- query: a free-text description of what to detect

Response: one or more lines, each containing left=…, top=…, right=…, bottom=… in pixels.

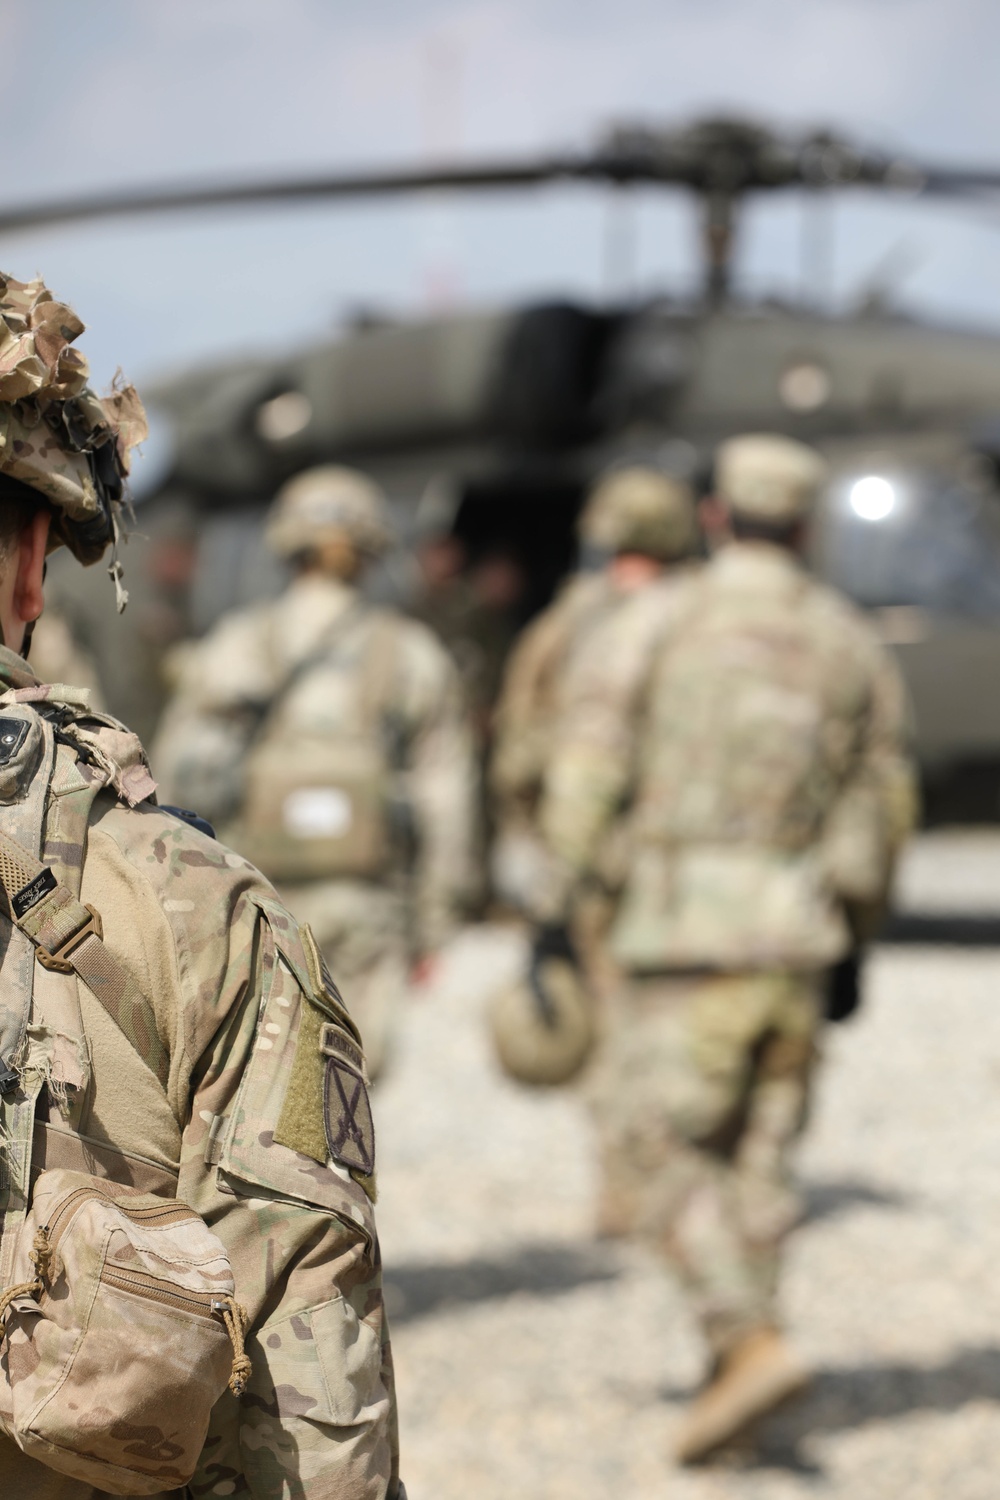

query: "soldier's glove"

left=825, top=950, right=863, bottom=1023
left=528, top=922, right=578, bottom=1030
left=531, top=922, right=576, bottom=964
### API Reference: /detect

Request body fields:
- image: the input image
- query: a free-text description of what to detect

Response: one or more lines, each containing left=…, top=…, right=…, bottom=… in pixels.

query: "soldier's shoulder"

left=84, top=795, right=332, bottom=1065
left=799, top=573, right=885, bottom=651
left=89, top=796, right=273, bottom=920
left=173, top=599, right=279, bottom=705
left=369, top=604, right=457, bottom=676
left=610, top=566, right=703, bottom=638
left=557, top=571, right=608, bottom=614
left=199, top=598, right=276, bottom=655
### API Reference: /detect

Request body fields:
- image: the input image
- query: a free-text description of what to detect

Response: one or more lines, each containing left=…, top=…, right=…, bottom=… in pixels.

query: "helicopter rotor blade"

left=0, top=152, right=668, bottom=236
left=2, top=122, right=1000, bottom=236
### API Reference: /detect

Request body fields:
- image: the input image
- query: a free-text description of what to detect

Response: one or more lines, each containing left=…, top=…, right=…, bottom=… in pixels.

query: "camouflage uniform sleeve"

left=395, top=623, right=479, bottom=954
left=868, top=642, right=921, bottom=856
left=177, top=886, right=400, bottom=1500
left=821, top=622, right=920, bottom=939
left=534, top=600, right=657, bottom=921
left=490, top=598, right=577, bottom=817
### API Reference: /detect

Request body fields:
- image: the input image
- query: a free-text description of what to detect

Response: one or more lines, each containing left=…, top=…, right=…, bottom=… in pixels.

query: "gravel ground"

left=373, top=832, right=1000, bottom=1499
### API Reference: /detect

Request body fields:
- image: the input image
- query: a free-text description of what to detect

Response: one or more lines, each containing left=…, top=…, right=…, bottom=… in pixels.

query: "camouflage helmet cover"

left=265, top=465, right=393, bottom=559
left=0, top=273, right=147, bottom=566
left=716, top=433, right=828, bottom=523
left=578, top=465, right=696, bottom=560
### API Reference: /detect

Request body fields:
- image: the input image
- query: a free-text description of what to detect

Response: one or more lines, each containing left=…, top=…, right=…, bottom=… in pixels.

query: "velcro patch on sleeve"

left=273, top=1006, right=377, bottom=1201
left=274, top=996, right=328, bottom=1166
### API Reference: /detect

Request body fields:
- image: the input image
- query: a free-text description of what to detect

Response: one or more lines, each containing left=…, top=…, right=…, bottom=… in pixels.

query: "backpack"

left=225, top=605, right=402, bottom=882
left=0, top=690, right=250, bottom=1495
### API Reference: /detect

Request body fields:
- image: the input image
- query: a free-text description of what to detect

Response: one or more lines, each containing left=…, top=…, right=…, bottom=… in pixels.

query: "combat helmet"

left=578, top=465, right=696, bottom=561
left=489, top=951, right=596, bottom=1088
left=265, top=464, right=393, bottom=560
left=715, top=433, right=828, bottom=524
left=0, top=273, right=147, bottom=602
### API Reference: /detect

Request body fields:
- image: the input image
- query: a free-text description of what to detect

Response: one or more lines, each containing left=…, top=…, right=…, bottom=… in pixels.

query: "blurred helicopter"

left=21, top=115, right=1000, bottom=809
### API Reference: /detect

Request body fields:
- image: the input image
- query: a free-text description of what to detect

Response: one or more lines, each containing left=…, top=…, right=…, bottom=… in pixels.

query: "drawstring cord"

left=213, top=1295, right=252, bottom=1396
left=0, top=1226, right=51, bottom=1325
left=0, top=1231, right=253, bottom=1401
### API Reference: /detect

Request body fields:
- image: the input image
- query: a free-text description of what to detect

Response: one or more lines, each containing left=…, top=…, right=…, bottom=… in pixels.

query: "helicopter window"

left=821, top=470, right=1000, bottom=618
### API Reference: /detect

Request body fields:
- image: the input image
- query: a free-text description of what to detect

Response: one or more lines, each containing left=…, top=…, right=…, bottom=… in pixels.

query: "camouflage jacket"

left=0, top=648, right=400, bottom=1499
left=490, top=571, right=611, bottom=829
left=539, top=543, right=918, bottom=970
left=154, top=574, right=478, bottom=954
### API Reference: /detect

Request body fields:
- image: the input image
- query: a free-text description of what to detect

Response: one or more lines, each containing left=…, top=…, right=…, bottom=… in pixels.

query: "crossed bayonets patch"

left=320, top=1022, right=375, bottom=1177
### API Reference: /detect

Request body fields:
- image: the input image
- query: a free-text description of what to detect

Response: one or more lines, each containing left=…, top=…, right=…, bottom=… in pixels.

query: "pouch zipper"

left=44, top=1185, right=197, bottom=1256
left=99, top=1263, right=226, bottom=1323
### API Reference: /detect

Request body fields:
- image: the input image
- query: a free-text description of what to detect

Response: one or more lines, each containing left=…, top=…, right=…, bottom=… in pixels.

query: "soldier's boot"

left=672, top=1326, right=810, bottom=1465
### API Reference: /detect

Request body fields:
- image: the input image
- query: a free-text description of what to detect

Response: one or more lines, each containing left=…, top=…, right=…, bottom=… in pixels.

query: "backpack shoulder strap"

left=259, top=596, right=368, bottom=730
left=359, top=609, right=402, bottom=738
left=0, top=823, right=169, bottom=1090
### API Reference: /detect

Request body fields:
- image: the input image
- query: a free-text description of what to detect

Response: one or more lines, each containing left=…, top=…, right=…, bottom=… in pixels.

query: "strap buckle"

left=35, top=904, right=103, bottom=973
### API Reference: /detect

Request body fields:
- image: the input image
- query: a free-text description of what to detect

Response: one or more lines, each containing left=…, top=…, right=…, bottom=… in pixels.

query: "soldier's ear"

left=12, top=509, right=51, bottom=629
left=697, top=495, right=730, bottom=543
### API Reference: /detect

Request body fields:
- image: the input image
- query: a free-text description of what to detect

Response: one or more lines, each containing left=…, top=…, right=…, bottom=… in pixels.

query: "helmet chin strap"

left=18, top=556, right=47, bottom=659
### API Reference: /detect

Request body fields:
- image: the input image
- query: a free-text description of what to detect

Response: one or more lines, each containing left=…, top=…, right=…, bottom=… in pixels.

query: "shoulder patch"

left=270, top=917, right=374, bottom=1199
left=274, top=999, right=377, bottom=1200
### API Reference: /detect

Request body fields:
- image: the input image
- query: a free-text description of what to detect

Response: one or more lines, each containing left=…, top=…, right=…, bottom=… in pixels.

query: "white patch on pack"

left=164, top=899, right=195, bottom=913
left=282, top=787, right=353, bottom=840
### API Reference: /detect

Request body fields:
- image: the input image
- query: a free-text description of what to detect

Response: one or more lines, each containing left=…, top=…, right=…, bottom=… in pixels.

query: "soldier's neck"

left=609, top=554, right=665, bottom=593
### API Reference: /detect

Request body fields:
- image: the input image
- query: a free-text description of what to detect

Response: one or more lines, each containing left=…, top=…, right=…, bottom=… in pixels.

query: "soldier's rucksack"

left=0, top=691, right=252, bottom=1495
left=226, top=605, right=402, bottom=883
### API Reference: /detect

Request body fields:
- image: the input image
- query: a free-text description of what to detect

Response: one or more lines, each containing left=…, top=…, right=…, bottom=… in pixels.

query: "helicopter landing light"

left=779, top=362, right=830, bottom=412
left=849, top=475, right=896, bottom=521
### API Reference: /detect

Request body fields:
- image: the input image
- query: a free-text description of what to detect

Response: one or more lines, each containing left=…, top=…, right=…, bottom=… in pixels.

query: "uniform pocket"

left=254, top=1295, right=385, bottom=1428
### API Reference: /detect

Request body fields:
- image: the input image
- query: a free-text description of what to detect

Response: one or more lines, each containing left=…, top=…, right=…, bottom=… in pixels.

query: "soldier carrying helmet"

left=531, top=433, right=917, bottom=1463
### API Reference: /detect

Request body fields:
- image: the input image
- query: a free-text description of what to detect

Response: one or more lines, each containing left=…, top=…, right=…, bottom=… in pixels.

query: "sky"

left=4, top=0, right=1000, bottom=391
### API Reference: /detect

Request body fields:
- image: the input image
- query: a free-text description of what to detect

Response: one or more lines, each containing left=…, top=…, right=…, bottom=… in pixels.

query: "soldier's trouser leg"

left=591, top=971, right=820, bottom=1359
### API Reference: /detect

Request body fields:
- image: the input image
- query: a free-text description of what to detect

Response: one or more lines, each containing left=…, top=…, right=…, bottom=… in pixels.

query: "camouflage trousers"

left=589, top=970, right=821, bottom=1358
left=276, top=878, right=408, bottom=1081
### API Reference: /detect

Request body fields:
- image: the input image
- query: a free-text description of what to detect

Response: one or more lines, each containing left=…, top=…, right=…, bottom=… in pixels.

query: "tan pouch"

left=0, top=1168, right=249, bottom=1497
left=230, top=735, right=390, bottom=881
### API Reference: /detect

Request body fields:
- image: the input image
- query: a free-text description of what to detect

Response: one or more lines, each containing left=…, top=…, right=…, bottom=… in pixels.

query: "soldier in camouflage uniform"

left=155, top=465, right=477, bottom=1079
left=490, top=465, right=697, bottom=918
left=0, top=274, right=402, bottom=1497
left=534, top=435, right=917, bottom=1463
